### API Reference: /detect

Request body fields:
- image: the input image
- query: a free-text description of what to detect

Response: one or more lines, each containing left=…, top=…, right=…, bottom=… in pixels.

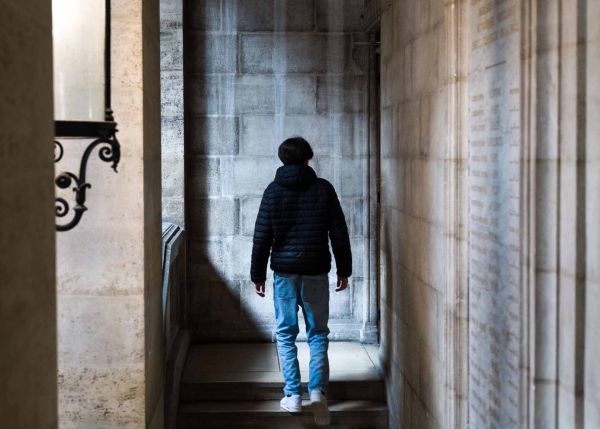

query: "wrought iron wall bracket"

left=54, top=120, right=120, bottom=231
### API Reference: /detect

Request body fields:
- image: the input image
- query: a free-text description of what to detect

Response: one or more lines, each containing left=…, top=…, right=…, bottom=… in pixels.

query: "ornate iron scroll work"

left=54, top=121, right=120, bottom=231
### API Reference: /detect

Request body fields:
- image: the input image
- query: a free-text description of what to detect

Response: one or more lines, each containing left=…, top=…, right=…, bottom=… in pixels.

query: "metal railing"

left=162, top=222, right=186, bottom=353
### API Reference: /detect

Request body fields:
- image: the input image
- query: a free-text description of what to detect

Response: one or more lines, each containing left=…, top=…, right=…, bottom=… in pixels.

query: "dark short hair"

left=278, top=137, right=314, bottom=165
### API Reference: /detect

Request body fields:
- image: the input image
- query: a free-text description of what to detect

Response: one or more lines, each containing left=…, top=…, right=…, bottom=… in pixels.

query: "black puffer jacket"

left=250, top=164, right=352, bottom=283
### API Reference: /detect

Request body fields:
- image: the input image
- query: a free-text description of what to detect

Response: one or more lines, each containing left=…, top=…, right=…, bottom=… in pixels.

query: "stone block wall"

left=184, top=0, right=371, bottom=341
left=379, top=0, right=600, bottom=428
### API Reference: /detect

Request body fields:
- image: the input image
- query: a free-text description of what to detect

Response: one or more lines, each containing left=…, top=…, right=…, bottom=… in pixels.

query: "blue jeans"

left=273, top=272, right=330, bottom=396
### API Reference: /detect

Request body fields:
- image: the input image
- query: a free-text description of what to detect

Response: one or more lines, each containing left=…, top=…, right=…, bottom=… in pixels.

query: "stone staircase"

left=177, top=343, right=388, bottom=429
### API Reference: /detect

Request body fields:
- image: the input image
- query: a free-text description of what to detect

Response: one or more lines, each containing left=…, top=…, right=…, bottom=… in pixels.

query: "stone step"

left=178, top=400, right=388, bottom=429
left=180, top=373, right=385, bottom=401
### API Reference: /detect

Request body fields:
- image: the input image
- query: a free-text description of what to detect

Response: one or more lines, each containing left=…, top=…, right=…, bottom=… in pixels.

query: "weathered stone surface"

left=219, top=156, right=236, bottom=197
left=241, top=197, right=262, bottom=236
left=317, top=75, right=365, bottom=113
left=339, top=114, right=367, bottom=156
left=350, top=277, right=365, bottom=318
left=188, top=0, right=221, bottom=31
left=277, top=0, right=316, bottom=31
left=240, top=34, right=274, bottom=74
left=189, top=239, right=227, bottom=280
left=352, top=198, right=365, bottom=236
left=189, top=197, right=240, bottom=237
left=187, top=33, right=238, bottom=73
left=310, top=155, right=334, bottom=183
left=279, top=114, right=334, bottom=153
left=160, top=0, right=183, bottom=22
left=241, top=33, right=349, bottom=74
left=349, top=238, right=365, bottom=278
left=189, top=116, right=239, bottom=155
left=339, top=159, right=365, bottom=198
left=316, top=0, right=366, bottom=32
left=188, top=156, right=222, bottom=197
left=58, top=366, right=145, bottom=427
left=291, top=34, right=350, bottom=73
left=224, top=75, right=276, bottom=114
left=240, top=113, right=365, bottom=156
left=162, top=145, right=186, bottom=199
left=227, top=236, right=254, bottom=279
left=329, top=279, right=352, bottom=318
left=161, top=17, right=182, bottom=33
left=224, top=0, right=274, bottom=31
left=161, top=116, right=184, bottom=147
left=412, top=31, right=439, bottom=94
left=160, top=29, right=183, bottom=71
left=188, top=279, right=242, bottom=321
left=223, top=0, right=315, bottom=32
left=188, top=75, right=220, bottom=115
left=233, top=157, right=280, bottom=196
left=58, top=296, right=144, bottom=366
left=161, top=70, right=184, bottom=117
left=340, top=199, right=354, bottom=232
left=241, top=114, right=341, bottom=156
left=240, top=115, right=280, bottom=156
left=163, top=197, right=185, bottom=226
left=161, top=0, right=184, bottom=230
left=278, top=75, right=317, bottom=114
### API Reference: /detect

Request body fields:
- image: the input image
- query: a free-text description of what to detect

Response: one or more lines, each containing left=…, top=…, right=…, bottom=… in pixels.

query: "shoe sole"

left=280, top=403, right=302, bottom=413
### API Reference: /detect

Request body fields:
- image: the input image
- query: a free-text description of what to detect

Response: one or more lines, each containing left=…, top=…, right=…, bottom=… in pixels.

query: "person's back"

left=251, top=163, right=351, bottom=281
left=250, top=137, right=352, bottom=426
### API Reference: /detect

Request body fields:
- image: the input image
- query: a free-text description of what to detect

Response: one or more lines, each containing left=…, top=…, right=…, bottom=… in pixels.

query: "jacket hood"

left=274, top=164, right=317, bottom=190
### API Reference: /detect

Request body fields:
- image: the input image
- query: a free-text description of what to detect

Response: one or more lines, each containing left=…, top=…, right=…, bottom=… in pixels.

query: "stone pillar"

left=528, top=1, right=599, bottom=427
left=161, top=0, right=185, bottom=226
left=56, top=0, right=163, bottom=427
left=0, top=0, right=57, bottom=427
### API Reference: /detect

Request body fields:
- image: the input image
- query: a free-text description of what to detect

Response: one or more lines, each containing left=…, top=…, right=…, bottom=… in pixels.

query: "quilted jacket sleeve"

left=328, top=185, right=352, bottom=278
left=250, top=185, right=274, bottom=283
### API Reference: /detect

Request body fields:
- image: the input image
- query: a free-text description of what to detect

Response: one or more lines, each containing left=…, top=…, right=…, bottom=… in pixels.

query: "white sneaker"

left=280, top=394, right=302, bottom=413
left=309, top=389, right=330, bottom=426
